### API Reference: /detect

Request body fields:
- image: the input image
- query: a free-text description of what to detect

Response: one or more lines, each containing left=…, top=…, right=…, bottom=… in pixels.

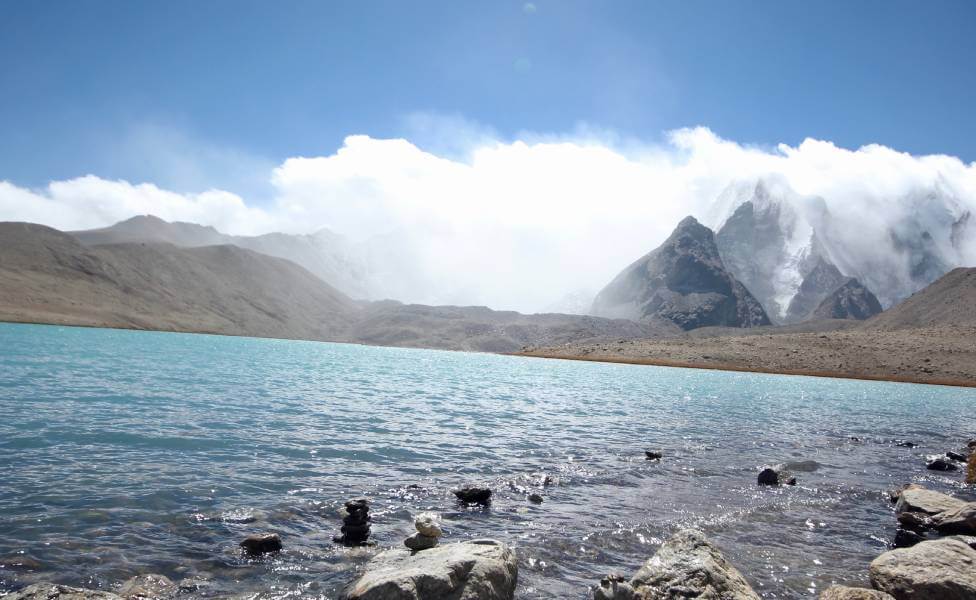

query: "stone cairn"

left=404, top=512, right=443, bottom=551
left=334, top=497, right=371, bottom=546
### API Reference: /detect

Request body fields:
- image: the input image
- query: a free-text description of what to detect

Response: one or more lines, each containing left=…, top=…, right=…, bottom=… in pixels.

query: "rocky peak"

left=591, top=215, right=771, bottom=330
left=812, top=278, right=883, bottom=321
left=784, top=257, right=849, bottom=323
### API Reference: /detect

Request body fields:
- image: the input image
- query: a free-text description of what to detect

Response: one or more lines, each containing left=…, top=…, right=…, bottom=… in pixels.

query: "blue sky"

left=1, top=0, right=975, bottom=198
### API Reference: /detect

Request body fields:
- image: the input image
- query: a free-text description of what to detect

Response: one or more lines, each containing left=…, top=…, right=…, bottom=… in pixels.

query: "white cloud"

left=2, top=125, right=975, bottom=312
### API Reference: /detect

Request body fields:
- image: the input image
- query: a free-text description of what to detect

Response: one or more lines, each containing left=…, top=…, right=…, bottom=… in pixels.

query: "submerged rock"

left=239, top=533, right=282, bottom=555
left=341, top=539, right=517, bottom=600
left=926, top=458, right=959, bottom=472
left=1, top=583, right=122, bottom=600
left=118, top=575, right=175, bottom=599
left=527, top=493, right=544, bottom=504
left=758, top=466, right=796, bottom=486
left=628, top=529, right=760, bottom=599
left=869, top=537, right=976, bottom=599
left=820, top=585, right=894, bottom=599
left=454, top=485, right=492, bottom=505
left=644, top=450, right=663, bottom=460
left=946, top=451, right=968, bottom=462
left=895, top=487, right=966, bottom=516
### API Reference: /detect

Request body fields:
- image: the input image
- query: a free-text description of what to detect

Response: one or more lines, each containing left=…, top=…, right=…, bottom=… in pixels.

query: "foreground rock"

left=820, top=586, right=894, bottom=599
left=341, top=539, right=517, bottom=600
left=117, top=575, right=175, bottom=599
left=869, top=537, right=976, bottom=599
left=1, top=583, right=122, bottom=600
left=595, top=529, right=759, bottom=600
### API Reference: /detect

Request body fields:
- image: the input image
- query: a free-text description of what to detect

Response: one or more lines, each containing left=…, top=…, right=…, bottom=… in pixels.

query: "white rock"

left=414, top=513, right=443, bottom=538
left=869, top=537, right=976, bottom=600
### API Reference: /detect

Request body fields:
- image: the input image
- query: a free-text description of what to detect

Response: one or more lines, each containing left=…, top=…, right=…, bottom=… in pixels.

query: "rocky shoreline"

left=4, top=441, right=974, bottom=600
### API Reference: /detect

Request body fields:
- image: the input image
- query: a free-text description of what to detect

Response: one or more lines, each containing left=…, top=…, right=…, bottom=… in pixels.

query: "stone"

left=927, top=458, right=959, bottom=472
left=869, top=537, right=976, bottom=600
left=946, top=535, right=976, bottom=550
left=889, top=484, right=922, bottom=504
left=403, top=533, right=439, bottom=551
left=454, top=485, right=492, bottom=505
left=895, top=487, right=967, bottom=515
left=893, top=528, right=926, bottom=548
left=594, top=574, right=637, bottom=600
left=933, top=503, right=976, bottom=535
left=118, top=575, right=175, bottom=599
left=758, top=466, right=796, bottom=486
left=897, top=511, right=935, bottom=532
left=336, top=498, right=372, bottom=546
left=946, top=451, right=968, bottom=462
left=644, top=450, right=663, bottom=460
left=527, top=493, right=544, bottom=504
left=819, top=585, right=894, bottom=599
left=414, top=513, right=442, bottom=538
left=629, top=529, right=760, bottom=599
left=340, top=539, right=517, bottom=600
left=895, top=441, right=917, bottom=448
left=346, top=497, right=370, bottom=512
left=0, top=583, right=122, bottom=600
left=240, top=533, right=282, bottom=555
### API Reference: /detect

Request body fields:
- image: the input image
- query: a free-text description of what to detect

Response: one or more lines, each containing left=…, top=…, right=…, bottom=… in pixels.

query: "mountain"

left=811, top=278, right=883, bottom=321
left=863, top=267, right=976, bottom=330
left=0, top=222, right=358, bottom=340
left=590, top=216, right=771, bottom=330
left=711, top=177, right=975, bottom=315
left=784, top=258, right=851, bottom=322
left=72, top=215, right=373, bottom=299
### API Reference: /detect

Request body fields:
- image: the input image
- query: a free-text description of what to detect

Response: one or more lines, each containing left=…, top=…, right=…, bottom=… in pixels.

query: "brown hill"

left=0, top=222, right=359, bottom=340
left=863, top=267, right=976, bottom=330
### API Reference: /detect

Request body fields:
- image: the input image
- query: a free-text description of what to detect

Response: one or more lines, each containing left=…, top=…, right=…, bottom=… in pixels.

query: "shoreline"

left=512, top=351, right=976, bottom=389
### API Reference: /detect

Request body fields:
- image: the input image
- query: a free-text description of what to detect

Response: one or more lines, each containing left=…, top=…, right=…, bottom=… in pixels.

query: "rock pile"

left=404, top=513, right=442, bottom=551
left=335, top=498, right=372, bottom=546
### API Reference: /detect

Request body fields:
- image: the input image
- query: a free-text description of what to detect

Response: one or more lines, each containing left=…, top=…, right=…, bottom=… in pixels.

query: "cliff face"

left=812, top=278, right=883, bottom=321
left=591, top=216, right=771, bottom=330
left=785, top=258, right=851, bottom=323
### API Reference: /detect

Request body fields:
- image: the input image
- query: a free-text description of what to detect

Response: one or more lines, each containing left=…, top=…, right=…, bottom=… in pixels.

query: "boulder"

left=889, top=484, right=922, bottom=504
left=240, top=533, right=282, bottom=555
left=895, top=487, right=966, bottom=515
left=820, top=585, right=894, bottom=599
left=926, top=458, right=959, bottom=472
left=118, top=575, right=175, bottom=599
left=757, top=466, right=796, bottom=486
left=945, top=451, right=968, bottom=462
left=404, top=533, right=439, bottom=551
left=897, top=511, right=935, bottom=532
left=629, top=529, right=760, bottom=599
left=933, top=503, right=976, bottom=535
left=414, top=514, right=442, bottom=538
left=0, top=583, right=122, bottom=600
left=869, top=537, right=976, bottom=600
left=341, top=539, right=517, bottom=600
left=454, top=486, right=492, bottom=505
left=527, top=493, right=544, bottom=504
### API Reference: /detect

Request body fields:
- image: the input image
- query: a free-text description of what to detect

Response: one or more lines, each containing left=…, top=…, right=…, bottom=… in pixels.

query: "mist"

left=2, top=125, right=975, bottom=313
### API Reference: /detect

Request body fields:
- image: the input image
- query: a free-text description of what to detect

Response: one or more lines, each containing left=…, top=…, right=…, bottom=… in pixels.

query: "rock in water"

left=819, top=585, right=895, bottom=599
left=869, top=537, right=976, bottom=599
left=413, top=513, right=443, bottom=538
left=644, top=450, right=663, bottom=460
left=758, top=465, right=796, bottom=486
left=945, top=451, right=968, bottom=462
left=0, top=583, right=122, bottom=600
left=933, top=503, right=976, bottom=535
left=117, top=575, right=175, bottom=599
left=594, top=574, right=637, bottom=600
left=895, top=487, right=967, bottom=515
left=527, top=493, right=544, bottom=504
left=454, top=485, right=492, bottom=505
left=340, top=539, right=517, bottom=600
left=336, top=498, right=372, bottom=546
left=628, top=529, right=760, bottom=599
left=590, top=216, right=771, bottom=330
left=927, top=458, right=959, bottom=472
left=240, top=533, right=282, bottom=555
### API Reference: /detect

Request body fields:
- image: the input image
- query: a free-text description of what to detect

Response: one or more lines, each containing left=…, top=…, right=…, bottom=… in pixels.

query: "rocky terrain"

left=590, top=216, right=771, bottom=330
left=864, top=267, right=976, bottom=330
left=812, top=278, right=884, bottom=321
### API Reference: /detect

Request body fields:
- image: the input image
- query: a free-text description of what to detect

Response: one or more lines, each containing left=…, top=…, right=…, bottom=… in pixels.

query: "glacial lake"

left=0, top=322, right=974, bottom=598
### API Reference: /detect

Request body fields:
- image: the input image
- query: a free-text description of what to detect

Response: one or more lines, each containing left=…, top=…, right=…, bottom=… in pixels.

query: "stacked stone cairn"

left=335, top=498, right=371, bottom=546
left=403, top=512, right=443, bottom=551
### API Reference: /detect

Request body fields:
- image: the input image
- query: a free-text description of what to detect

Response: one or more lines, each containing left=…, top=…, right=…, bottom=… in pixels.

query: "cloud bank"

left=2, top=126, right=975, bottom=312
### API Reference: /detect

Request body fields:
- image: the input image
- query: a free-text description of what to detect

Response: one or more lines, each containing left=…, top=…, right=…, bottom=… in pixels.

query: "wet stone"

left=454, top=485, right=492, bottom=505
left=336, top=498, right=372, bottom=546
left=927, top=458, right=959, bottom=471
left=644, top=450, right=663, bottom=460
left=528, top=493, right=544, bottom=504
left=240, top=533, right=282, bottom=555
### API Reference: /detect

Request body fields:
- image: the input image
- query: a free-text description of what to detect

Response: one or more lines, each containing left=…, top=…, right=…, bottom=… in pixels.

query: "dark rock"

left=240, top=533, right=282, bottom=555
left=927, top=458, right=959, bottom=471
left=527, top=493, right=544, bottom=504
left=785, top=257, right=850, bottom=323
left=893, top=528, right=926, bottom=548
left=345, top=498, right=370, bottom=512
left=591, top=216, right=771, bottom=330
left=335, top=499, right=372, bottom=546
left=454, top=485, right=492, bottom=505
left=946, top=450, right=968, bottom=462
left=895, top=441, right=917, bottom=448
left=968, top=440, right=976, bottom=449
left=644, top=450, right=663, bottom=460
left=897, top=511, right=935, bottom=533
left=758, top=466, right=796, bottom=486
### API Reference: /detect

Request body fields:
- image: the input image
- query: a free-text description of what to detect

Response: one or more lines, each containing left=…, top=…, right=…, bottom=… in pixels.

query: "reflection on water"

left=0, top=322, right=974, bottom=598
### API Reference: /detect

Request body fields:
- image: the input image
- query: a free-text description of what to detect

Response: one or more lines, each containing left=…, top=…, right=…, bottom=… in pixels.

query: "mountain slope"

left=784, top=258, right=851, bottom=322
left=0, top=222, right=359, bottom=340
left=862, top=267, right=976, bottom=330
left=591, top=216, right=771, bottom=330
left=811, top=278, right=883, bottom=321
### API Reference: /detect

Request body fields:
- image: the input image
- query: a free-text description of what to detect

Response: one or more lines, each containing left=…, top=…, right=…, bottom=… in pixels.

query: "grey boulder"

left=1, top=583, right=122, bottom=600
left=628, top=529, right=760, bottom=599
left=933, top=503, right=976, bottom=535
left=341, top=539, right=517, bottom=600
left=869, top=537, right=976, bottom=600
left=895, top=487, right=967, bottom=516
left=820, top=585, right=894, bottom=599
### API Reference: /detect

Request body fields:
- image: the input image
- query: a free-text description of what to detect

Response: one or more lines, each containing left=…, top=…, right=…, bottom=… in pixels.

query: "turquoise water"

left=0, top=322, right=973, bottom=598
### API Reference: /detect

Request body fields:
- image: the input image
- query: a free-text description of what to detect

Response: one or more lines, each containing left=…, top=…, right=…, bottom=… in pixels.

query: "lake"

left=0, top=322, right=973, bottom=598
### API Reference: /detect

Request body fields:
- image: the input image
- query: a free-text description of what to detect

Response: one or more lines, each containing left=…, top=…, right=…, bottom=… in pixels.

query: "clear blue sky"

left=2, top=1, right=974, bottom=196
